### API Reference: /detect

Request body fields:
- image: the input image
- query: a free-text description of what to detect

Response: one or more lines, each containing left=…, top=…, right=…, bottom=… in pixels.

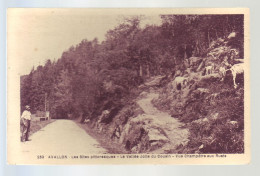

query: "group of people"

left=20, top=105, right=31, bottom=142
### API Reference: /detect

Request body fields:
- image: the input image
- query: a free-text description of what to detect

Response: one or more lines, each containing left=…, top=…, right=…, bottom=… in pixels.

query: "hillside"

left=20, top=15, right=245, bottom=154
left=153, top=40, right=244, bottom=153
left=84, top=34, right=244, bottom=154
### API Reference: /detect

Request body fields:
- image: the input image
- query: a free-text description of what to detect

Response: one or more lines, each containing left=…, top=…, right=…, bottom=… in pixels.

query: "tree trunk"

left=184, top=44, right=187, bottom=60
left=208, top=30, right=210, bottom=47
left=139, top=64, right=143, bottom=77
left=146, top=64, right=150, bottom=78
left=215, top=29, right=218, bottom=38
left=196, top=40, right=200, bottom=56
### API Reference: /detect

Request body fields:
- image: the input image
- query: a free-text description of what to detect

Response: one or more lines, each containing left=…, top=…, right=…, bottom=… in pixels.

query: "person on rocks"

left=20, top=105, right=32, bottom=142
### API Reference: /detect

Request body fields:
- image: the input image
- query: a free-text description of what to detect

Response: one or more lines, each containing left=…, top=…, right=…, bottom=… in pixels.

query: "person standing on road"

left=20, top=105, right=31, bottom=142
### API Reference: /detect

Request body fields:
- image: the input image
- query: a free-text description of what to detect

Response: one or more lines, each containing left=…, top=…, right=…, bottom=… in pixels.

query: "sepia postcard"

left=7, top=8, right=250, bottom=165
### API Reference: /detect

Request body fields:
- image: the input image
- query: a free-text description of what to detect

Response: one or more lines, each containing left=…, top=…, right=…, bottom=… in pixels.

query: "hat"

left=25, top=105, right=30, bottom=109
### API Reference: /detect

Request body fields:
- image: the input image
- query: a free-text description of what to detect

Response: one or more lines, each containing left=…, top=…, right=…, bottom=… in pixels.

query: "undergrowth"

left=154, top=76, right=244, bottom=154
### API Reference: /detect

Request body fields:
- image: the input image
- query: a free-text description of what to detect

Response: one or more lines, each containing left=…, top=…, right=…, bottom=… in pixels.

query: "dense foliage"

left=21, top=15, right=244, bottom=124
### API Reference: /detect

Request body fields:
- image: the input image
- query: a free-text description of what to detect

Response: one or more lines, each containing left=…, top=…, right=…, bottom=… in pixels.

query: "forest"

left=21, top=14, right=244, bottom=153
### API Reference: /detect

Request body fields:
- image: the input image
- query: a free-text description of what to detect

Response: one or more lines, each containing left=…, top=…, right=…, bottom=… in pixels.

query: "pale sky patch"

left=8, top=9, right=162, bottom=75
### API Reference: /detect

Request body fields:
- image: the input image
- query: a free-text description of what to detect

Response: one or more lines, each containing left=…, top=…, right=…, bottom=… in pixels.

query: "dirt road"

left=21, top=120, right=107, bottom=156
left=137, top=91, right=189, bottom=152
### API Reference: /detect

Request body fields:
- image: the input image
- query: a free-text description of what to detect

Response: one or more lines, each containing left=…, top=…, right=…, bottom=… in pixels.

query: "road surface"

left=21, top=120, right=107, bottom=156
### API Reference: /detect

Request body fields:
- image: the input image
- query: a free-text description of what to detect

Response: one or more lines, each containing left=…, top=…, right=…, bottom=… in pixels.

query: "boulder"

left=120, top=114, right=169, bottom=153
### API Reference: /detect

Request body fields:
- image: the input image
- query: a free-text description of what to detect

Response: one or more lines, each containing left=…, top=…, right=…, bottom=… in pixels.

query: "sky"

left=7, top=9, right=162, bottom=75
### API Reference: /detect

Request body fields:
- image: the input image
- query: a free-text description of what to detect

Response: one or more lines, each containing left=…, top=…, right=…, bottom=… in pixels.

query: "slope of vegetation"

left=21, top=15, right=244, bottom=154
left=152, top=39, right=244, bottom=153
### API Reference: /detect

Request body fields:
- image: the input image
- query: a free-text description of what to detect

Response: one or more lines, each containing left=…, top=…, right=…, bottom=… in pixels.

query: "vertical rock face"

left=120, top=114, right=170, bottom=153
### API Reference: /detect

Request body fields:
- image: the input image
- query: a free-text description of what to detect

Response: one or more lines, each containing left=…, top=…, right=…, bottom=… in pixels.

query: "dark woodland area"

left=21, top=15, right=244, bottom=154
